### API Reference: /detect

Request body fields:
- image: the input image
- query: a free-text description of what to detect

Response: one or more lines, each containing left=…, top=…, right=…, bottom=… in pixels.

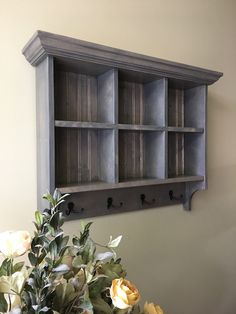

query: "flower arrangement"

left=0, top=191, right=164, bottom=314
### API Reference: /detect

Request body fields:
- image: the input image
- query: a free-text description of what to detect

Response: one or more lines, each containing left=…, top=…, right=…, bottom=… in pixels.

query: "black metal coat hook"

left=65, top=202, right=84, bottom=216
left=169, top=190, right=184, bottom=202
left=107, top=197, right=123, bottom=210
left=140, top=194, right=156, bottom=206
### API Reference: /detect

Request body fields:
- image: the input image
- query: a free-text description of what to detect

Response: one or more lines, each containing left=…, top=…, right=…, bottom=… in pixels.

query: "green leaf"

left=50, top=211, right=63, bottom=229
left=72, top=236, right=80, bottom=247
left=72, top=255, right=83, bottom=268
left=91, top=297, right=112, bottom=314
left=99, top=259, right=126, bottom=280
left=49, top=240, right=58, bottom=258
left=28, top=252, right=38, bottom=266
left=88, top=275, right=110, bottom=298
left=53, top=189, right=62, bottom=202
left=43, top=192, right=56, bottom=206
left=13, top=261, right=24, bottom=273
left=78, top=288, right=93, bottom=314
left=82, top=239, right=96, bottom=264
left=57, top=236, right=69, bottom=256
left=108, top=235, right=122, bottom=248
left=0, top=258, right=12, bottom=276
left=35, top=210, right=44, bottom=226
left=54, top=282, right=77, bottom=310
left=0, top=293, right=8, bottom=312
left=37, top=251, right=47, bottom=264
left=79, top=222, right=93, bottom=246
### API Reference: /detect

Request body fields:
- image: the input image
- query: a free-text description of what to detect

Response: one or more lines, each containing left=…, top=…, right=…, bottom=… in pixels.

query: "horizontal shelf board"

left=55, top=122, right=204, bottom=133
left=167, top=175, right=204, bottom=182
left=58, top=181, right=116, bottom=193
left=118, top=124, right=164, bottom=131
left=58, top=175, right=204, bottom=193
left=167, top=127, right=204, bottom=133
left=55, top=120, right=115, bottom=129
left=118, top=176, right=204, bottom=188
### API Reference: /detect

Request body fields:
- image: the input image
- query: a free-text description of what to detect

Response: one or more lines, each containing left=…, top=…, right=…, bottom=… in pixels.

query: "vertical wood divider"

left=163, top=78, right=168, bottom=179
left=36, top=56, right=55, bottom=209
left=113, top=69, right=119, bottom=183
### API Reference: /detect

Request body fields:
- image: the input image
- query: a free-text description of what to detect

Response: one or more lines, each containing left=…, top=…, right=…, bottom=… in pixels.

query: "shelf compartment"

left=54, top=66, right=117, bottom=123
left=168, top=85, right=207, bottom=128
left=168, top=132, right=205, bottom=178
left=55, top=127, right=116, bottom=186
left=119, top=130, right=165, bottom=181
left=119, top=77, right=166, bottom=126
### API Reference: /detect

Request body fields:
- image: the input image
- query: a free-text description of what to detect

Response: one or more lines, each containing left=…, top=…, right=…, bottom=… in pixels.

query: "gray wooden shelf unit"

left=22, top=31, right=223, bottom=218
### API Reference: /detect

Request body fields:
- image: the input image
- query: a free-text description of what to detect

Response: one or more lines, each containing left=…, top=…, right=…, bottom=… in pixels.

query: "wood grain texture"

left=55, top=70, right=98, bottom=122
left=55, top=128, right=116, bottom=186
left=54, top=67, right=116, bottom=123
left=168, top=132, right=185, bottom=177
left=60, top=183, right=188, bottom=219
left=55, top=120, right=115, bottom=129
left=58, top=175, right=204, bottom=193
left=168, top=88, right=184, bottom=127
left=119, top=130, right=165, bottom=180
left=119, top=78, right=166, bottom=126
left=167, top=126, right=204, bottom=133
left=118, top=124, right=164, bottom=131
left=119, top=81, right=144, bottom=124
left=36, top=56, right=55, bottom=209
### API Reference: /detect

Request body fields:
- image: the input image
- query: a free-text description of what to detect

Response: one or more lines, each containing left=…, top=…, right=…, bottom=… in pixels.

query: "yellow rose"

left=110, top=278, right=140, bottom=309
left=144, top=302, right=164, bottom=314
left=0, top=231, right=31, bottom=258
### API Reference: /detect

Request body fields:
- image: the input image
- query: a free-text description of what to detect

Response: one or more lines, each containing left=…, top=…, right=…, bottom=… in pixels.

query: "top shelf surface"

left=22, top=30, right=223, bottom=88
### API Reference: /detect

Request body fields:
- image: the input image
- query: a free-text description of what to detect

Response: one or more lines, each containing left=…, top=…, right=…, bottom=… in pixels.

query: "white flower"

left=0, top=231, right=31, bottom=258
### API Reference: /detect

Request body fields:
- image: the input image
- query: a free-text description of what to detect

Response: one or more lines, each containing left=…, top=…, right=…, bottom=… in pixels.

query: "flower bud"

left=110, top=278, right=140, bottom=309
left=144, top=301, right=164, bottom=314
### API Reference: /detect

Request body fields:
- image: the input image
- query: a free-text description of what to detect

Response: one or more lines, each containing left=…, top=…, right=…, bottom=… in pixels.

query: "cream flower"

left=0, top=231, right=31, bottom=258
left=110, top=278, right=140, bottom=309
left=143, top=301, right=164, bottom=314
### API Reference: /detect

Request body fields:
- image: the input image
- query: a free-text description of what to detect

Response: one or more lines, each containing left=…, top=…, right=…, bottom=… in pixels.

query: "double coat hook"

left=169, top=190, right=184, bottom=202
left=107, top=197, right=123, bottom=210
left=65, top=202, right=84, bottom=216
left=140, top=194, right=156, bottom=206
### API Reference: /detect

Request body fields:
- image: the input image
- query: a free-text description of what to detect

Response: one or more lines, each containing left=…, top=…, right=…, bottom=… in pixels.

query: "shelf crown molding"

left=22, top=30, right=222, bottom=86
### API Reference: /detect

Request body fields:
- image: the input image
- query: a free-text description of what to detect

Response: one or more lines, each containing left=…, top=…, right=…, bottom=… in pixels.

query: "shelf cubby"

left=54, top=63, right=117, bottom=124
left=168, top=85, right=206, bottom=128
left=55, top=127, right=116, bottom=187
left=119, top=76, right=166, bottom=126
left=168, top=132, right=205, bottom=178
left=119, top=130, right=165, bottom=181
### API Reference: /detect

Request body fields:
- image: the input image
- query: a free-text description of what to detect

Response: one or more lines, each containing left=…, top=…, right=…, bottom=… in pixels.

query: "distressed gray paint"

left=22, top=31, right=222, bottom=85
left=36, top=56, right=55, bottom=209
left=23, top=31, right=221, bottom=213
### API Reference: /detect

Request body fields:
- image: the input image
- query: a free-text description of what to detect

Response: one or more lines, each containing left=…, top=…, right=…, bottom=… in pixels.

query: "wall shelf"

left=22, top=31, right=223, bottom=217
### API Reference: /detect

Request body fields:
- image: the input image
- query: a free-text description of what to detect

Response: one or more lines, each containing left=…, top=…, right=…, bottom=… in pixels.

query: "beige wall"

left=0, top=0, right=236, bottom=313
